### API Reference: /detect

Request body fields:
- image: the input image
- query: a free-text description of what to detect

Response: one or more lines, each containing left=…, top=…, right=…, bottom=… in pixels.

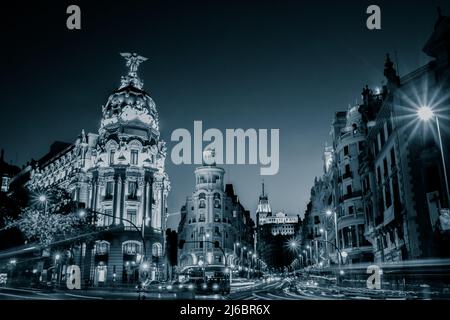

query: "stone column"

left=120, top=176, right=126, bottom=224
left=113, top=175, right=119, bottom=225
left=146, top=174, right=153, bottom=228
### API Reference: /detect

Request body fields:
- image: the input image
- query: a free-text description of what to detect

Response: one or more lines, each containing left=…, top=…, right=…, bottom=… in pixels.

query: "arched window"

left=122, top=241, right=141, bottom=255
left=95, top=241, right=110, bottom=255
left=214, top=193, right=221, bottom=208
left=152, top=243, right=163, bottom=257
left=199, top=199, right=206, bottom=209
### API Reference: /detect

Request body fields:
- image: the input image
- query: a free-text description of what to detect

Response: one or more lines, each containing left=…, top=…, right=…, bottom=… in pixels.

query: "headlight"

left=166, top=285, right=173, bottom=290
left=212, top=284, right=219, bottom=290
left=158, top=285, right=163, bottom=290
left=188, top=284, right=194, bottom=290
left=178, top=284, right=184, bottom=289
left=202, top=284, right=207, bottom=289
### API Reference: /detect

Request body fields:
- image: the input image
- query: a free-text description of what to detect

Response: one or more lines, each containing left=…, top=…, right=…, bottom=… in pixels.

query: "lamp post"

left=234, top=242, right=240, bottom=268
left=319, top=228, right=328, bottom=266
left=39, top=194, right=48, bottom=213
left=326, top=209, right=340, bottom=269
left=306, top=245, right=312, bottom=266
left=417, top=106, right=450, bottom=207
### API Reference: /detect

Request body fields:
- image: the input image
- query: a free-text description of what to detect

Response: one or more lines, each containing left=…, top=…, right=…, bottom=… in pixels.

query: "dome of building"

left=99, top=53, right=159, bottom=134
left=100, top=85, right=159, bottom=131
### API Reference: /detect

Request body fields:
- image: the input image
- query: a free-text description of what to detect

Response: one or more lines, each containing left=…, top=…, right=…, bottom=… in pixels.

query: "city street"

left=2, top=274, right=448, bottom=300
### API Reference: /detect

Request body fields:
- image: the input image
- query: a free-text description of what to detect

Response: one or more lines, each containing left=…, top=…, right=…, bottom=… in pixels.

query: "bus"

left=179, top=265, right=231, bottom=295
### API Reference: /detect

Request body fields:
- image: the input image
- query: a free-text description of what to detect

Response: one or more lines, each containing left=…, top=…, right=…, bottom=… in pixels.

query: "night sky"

left=0, top=0, right=446, bottom=228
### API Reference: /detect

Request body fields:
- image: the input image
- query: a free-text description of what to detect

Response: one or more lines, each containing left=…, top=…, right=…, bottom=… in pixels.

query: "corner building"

left=25, top=53, right=170, bottom=284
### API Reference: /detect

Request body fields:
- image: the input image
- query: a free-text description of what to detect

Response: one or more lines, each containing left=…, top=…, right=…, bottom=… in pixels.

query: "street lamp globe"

left=38, top=195, right=47, bottom=203
left=326, top=209, right=332, bottom=216
left=319, top=228, right=324, bottom=234
left=78, top=209, right=87, bottom=218
left=55, top=254, right=61, bottom=261
left=341, top=251, right=348, bottom=258
left=417, top=106, right=434, bottom=121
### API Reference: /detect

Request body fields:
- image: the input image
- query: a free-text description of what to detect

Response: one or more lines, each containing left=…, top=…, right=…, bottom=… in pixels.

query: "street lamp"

left=417, top=106, right=450, bottom=207
left=319, top=228, right=329, bottom=265
left=39, top=194, right=48, bottom=213
left=326, top=209, right=340, bottom=268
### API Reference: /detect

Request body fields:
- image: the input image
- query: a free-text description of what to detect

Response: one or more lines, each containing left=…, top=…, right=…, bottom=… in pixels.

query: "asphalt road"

left=0, top=278, right=445, bottom=300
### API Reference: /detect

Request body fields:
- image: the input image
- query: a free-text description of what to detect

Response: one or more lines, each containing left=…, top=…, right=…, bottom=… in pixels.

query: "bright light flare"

left=417, top=106, right=434, bottom=121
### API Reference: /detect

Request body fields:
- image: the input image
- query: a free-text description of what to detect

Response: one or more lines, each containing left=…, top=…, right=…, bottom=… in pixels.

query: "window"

left=390, top=148, right=396, bottom=168
left=152, top=243, right=163, bottom=257
left=199, top=214, right=206, bottom=222
left=1, top=176, right=10, bottom=192
left=346, top=185, right=352, bottom=195
left=128, top=181, right=138, bottom=199
left=131, top=150, right=138, bottom=165
left=345, top=164, right=350, bottom=175
left=123, top=242, right=140, bottom=255
left=387, top=119, right=393, bottom=136
left=380, top=129, right=386, bottom=148
left=385, top=184, right=392, bottom=209
left=214, top=193, right=221, bottom=208
left=348, top=206, right=354, bottom=215
left=344, top=145, right=349, bottom=156
left=377, top=166, right=382, bottom=184
left=109, top=150, right=115, bottom=165
left=351, top=226, right=358, bottom=247
left=358, top=141, right=364, bottom=153
left=95, top=241, right=110, bottom=255
left=102, top=209, right=114, bottom=226
left=383, top=158, right=389, bottom=177
left=126, top=209, right=137, bottom=227
left=105, top=181, right=114, bottom=199
left=199, top=200, right=206, bottom=209
left=214, top=227, right=220, bottom=236
left=199, top=227, right=204, bottom=235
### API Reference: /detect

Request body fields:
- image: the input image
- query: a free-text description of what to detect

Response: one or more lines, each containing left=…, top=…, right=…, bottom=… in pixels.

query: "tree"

left=4, top=186, right=90, bottom=246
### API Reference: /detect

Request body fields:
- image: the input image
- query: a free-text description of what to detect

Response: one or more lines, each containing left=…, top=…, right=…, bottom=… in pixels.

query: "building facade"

left=177, top=150, right=254, bottom=269
left=256, top=184, right=301, bottom=269
left=330, top=106, right=373, bottom=264
left=360, top=11, right=450, bottom=262
left=18, top=53, right=171, bottom=285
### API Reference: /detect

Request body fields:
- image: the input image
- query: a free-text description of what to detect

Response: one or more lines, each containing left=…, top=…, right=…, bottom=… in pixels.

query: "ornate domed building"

left=177, top=149, right=255, bottom=270
left=25, top=53, right=170, bottom=284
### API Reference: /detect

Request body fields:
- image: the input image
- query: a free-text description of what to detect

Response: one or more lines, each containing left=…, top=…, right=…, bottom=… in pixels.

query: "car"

left=136, top=279, right=162, bottom=292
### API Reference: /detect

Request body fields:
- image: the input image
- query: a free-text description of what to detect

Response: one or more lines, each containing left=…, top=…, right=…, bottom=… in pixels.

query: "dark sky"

left=0, top=0, right=446, bottom=228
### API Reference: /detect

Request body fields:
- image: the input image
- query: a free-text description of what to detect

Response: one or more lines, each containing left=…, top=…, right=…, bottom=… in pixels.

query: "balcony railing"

left=340, top=190, right=362, bottom=202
